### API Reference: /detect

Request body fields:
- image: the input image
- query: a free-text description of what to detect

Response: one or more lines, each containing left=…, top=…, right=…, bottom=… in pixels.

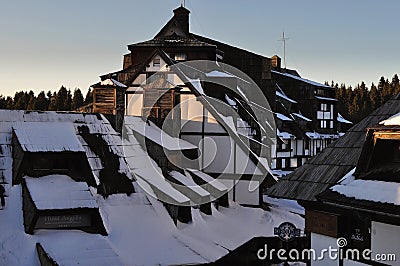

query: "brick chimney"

left=271, top=55, right=281, bottom=70
left=173, top=6, right=190, bottom=35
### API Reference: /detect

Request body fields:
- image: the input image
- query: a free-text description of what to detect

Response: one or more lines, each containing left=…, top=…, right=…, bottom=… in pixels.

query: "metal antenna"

left=183, top=0, right=186, bottom=7
left=278, top=31, right=290, bottom=69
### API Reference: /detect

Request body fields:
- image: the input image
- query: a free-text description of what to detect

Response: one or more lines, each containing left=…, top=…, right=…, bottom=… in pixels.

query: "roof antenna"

left=182, top=0, right=186, bottom=7
left=278, top=31, right=290, bottom=69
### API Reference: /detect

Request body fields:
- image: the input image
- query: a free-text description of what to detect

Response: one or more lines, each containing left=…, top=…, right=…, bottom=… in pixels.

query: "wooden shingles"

left=268, top=94, right=400, bottom=201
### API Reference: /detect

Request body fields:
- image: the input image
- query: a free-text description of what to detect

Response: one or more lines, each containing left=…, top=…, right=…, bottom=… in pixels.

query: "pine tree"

left=71, top=88, right=84, bottom=110
left=0, top=96, right=6, bottom=109
left=84, top=88, right=93, bottom=105
left=13, top=91, right=28, bottom=110
left=369, top=83, right=379, bottom=111
left=34, top=91, right=48, bottom=111
left=55, top=86, right=68, bottom=111
left=48, top=92, right=57, bottom=111
left=64, top=89, right=72, bottom=111
left=26, top=94, right=36, bottom=110
left=5, top=97, right=13, bottom=109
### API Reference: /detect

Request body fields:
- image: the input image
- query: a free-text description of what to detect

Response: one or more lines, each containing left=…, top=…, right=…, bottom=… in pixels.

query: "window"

left=318, top=103, right=334, bottom=129
left=153, top=58, right=160, bottom=67
left=175, top=53, right=187, bottom=61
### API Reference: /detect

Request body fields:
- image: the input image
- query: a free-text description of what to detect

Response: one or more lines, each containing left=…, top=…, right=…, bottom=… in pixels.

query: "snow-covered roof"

left=25, top=175, right=98, bottom=210
left=205, top=70, right=235, bottom=78
left=38, top=231, right=124, bottom=265
left=186, top=169, right=228, bottom=193
left=272, top=70, right=331, bottom=88
left=306, top=131, right=340, bottom=139
left=185, top=77, right=204, bottom=95
left=277, top=129, right=294, bottom=139
left=12, top=122, right=84, bottom=153
left=292, top=112, right=312, bottom=122
left=100, top=78, right=127, bottom=88
left=275, top=112, right=293, bottom=121
left=315, top=95, right=338, bottom=102
left=169, top=171, right=210, bottom=198
left=0, top=110, right=304, bottom=265
left=122, top=132, right=191, bottom=205
left=224, top=94, right=236, bottom=106
left=275, top=84, right=297, bottom=103
left=124, top=116, right=198, bottom=151
left=379, top=112, right=400, bottom=126
left=337, top=113, right=352, bottom=124
left=330, top=168, right=400, bottom=206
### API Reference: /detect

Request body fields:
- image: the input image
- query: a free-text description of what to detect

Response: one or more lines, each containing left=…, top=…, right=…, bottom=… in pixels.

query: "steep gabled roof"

left=267, top=93, right=400, bottom=201
left=99, top=49, right=175, bottom=87
left=154, top=6, right=191, bottom=39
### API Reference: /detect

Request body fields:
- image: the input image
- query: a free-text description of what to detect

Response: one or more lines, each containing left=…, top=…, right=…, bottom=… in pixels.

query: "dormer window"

left=153, top=58, right=161, bottom=67
left=355, top=127, right=400, bottom=182
left=368, top=139, right=400, bottom=174
left=175, top=53, right=187, bottom=61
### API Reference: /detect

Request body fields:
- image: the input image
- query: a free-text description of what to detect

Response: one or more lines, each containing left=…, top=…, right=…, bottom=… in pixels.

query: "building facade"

left=268, top=94, right=400, bottom=265
left=85, top=6, right=351, bottom=176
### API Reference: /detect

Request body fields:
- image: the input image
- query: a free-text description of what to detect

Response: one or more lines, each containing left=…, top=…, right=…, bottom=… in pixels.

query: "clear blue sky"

left=1, top=0, right=399, bottom=96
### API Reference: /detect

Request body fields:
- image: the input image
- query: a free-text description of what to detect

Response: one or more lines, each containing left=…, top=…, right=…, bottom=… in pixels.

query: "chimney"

left=271, top=55, right=281, bottom=70
left=173, top=6, right=190, bottom=35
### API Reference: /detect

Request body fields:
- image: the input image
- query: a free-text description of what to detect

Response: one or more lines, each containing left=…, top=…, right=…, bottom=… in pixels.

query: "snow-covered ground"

left=0, top=110, right=305, bottom=265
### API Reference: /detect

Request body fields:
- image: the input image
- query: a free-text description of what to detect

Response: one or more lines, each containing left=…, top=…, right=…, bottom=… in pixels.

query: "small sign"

left=274, top=222, right=301, bottom=242
left=306, top=210, right=338, bottom=237
left=36, top=214, right=91, bottom=229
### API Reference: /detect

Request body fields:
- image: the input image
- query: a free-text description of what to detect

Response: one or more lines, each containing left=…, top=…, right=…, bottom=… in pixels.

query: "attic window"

left=371, top=139, right=400, bottom=164
left=153, top=58, right=161, bottom=67
left=175, top=53, right=187, bottom=61
left=362, top=138, right=400, bottom=180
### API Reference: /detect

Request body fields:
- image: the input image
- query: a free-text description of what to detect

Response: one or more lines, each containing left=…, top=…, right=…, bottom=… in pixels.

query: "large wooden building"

left=85, top=5, right=351, bottom=176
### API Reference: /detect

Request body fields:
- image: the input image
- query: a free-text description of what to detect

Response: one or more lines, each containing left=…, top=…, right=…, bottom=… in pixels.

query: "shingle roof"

left=267, top=93, right=400, bottom=201
left=129, top=37, right=215, bottom=48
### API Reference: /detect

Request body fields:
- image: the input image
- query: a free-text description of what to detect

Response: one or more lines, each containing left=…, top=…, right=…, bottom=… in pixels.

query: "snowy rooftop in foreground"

left=0, top=110, right=305, bottom=265
left=12, top=122, right=84, bottom=153
left=25, top=175, right=98, bottom=210
left=330, top=168, right=400, bottom=206
left=37, top=231, right=124, bottom=266
left=379, top=112, right=400, bottom=126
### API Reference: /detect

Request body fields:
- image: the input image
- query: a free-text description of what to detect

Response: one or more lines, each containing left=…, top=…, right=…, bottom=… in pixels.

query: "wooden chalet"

left=82, top=5, right=351, bottom=176
left=268, top=93, right=400, bottom=265
left=91, top=78, right=127, bottom=115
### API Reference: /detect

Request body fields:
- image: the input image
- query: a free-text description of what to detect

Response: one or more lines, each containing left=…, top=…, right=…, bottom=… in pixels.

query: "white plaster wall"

left=126, top=94, right=143, bottom=116
left=371, top=221, right=400, bottom=266
left=311, top=233, right=339, bottom=266
left=235, top=180, right=259, bottom=205
left=343, top=259, right=369, bottom=266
